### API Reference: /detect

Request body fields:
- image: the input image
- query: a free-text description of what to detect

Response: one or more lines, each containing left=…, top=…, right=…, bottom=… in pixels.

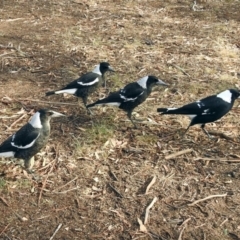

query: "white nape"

left=55, top=88, right=77, bottom=95
left=0, top=151, right=15, bottom=157
left=217, top=90, right=232, bottom=103
left=137, top=76, right=148, bottom=89
left=11, top=133, right=40, bottom=149
left=92, top=64, right=102, bottom=75
left=78, top=78, right=99, bottom=86
left=29, top=112, right=43, bottom=128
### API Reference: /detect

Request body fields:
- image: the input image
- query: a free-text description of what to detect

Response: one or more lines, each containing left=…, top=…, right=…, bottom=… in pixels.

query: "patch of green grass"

left=135, top=133, right=159, bottom=146
left=0, top=178, right=6, bottom=190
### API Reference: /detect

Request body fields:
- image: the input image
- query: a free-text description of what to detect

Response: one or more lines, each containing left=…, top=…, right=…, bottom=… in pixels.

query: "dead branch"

left=208, top=130, right=235, bottom=141
left=53, top=187, right=80, bottom=194
left=49, top=223, right=62, bottom=240
left=178, top=218, right=191, bottom=240
left=108, top=183, right=123, bottom=198
left=165, top=148, right=193, bottom=160
left=170, top=63, right=190, bottom=77
left=188, top=193, right=227, bottom=207
left=0, top=197, right=9, bottom=207
left=18, top=98, right=78, bottom=106
left=144, top=197, right=158, bottom=225
left=145, top=175, right=157, bottom=194
left=0, top=223, right=10, bottom=237
left=53, top=176, right=78, bottom=191
left=137, top=218, right=148, bottom=233
left=6, top=114, right=27, bottom=130
left=194, top=157, right=240, bottom=163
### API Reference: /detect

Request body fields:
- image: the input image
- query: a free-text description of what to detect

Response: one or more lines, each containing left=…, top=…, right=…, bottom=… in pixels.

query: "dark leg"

left=81, top=97, right=93, bottom=115
left=183, top=124, right=191, bottom=136
left=127, top=111, right=137, bottom=128
left=201, top=124, right=212, bottom=139
left=24, top=157, right=35, bottom=173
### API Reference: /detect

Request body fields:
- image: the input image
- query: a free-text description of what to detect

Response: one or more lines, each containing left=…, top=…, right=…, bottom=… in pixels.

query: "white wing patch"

left=78, top=78, right=99, bottom=86
left=29, top=112, right=42, bottom=128
left=137, top=76, right=148, bottom=89
left=217, top=90, right=232, bottom=103
left=98, top=102, right=121, bottom=107
left=92, top=64, right=102, bottom=75
left=119, top=91, right=143, bottom=101
left=166, top=108, right=177, bottom=112
left=11, top=133, right=40, bottom=149
left=55, top=89, right=77, bottom=95
left=0, top=151, right=15, bottom=157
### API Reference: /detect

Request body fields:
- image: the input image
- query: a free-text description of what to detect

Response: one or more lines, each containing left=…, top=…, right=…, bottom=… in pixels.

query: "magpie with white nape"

left=46, top=62, right=114, bottom=113
left=87, top=75, right=168, bottom=128
left=0, top=109, right=65, bottom=172
left=157, top=89, right=240, bottom=138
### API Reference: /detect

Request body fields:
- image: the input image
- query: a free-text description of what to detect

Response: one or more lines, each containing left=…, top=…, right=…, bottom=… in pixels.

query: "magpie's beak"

left=108, top=66, right=115, bottom=72
left=157, top=79, right=168, bottom=86
left=51, top=111, right=66, bottom=118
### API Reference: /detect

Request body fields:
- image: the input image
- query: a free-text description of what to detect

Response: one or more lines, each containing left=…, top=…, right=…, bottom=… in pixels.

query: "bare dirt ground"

left=0, top=0, right=240, bottom=239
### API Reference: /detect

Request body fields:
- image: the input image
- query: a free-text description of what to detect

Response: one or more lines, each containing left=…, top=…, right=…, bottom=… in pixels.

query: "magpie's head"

left=229, top=89, right=240, bottom=100
left=146, top=76, right=168, bottom=89
left=39, top=109, right=65, bottom=123
left=99, top=62, right=115, bottom=75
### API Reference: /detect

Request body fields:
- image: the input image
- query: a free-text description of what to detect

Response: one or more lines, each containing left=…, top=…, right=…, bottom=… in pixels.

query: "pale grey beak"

left=108, top=66, right=115, bottom=72
left=51, top=111, right=66, bottom=118
left=157, top=79, right=168, bottom=86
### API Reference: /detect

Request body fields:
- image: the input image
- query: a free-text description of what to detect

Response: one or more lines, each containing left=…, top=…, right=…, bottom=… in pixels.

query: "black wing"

left=10, top=123, right=40, bottom=149
left=63, top=72, right=100, bottom=89
left=119, top=82, right=144, bottom=101
left=175, top=95, right=230, bottom=115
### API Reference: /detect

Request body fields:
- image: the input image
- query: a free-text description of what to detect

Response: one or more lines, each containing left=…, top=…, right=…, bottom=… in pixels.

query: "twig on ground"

left=38, top=160, right=56, bottom=205
left=0, top=223, right=10, bottom=236
left=49, top=223, right=62, bottom=240
left=0, top=197, right=9, bottom=207
left=178, top=218, right=191, bottom=240
left=145, top=175, right=157, bottom=194
left=18, top=98, right=78, bottom=106
left=137, top=218, right=148, bottom=233
left=53, top=176, right=78, bottom=191
left=144, top=197, right=158, bottom=225
left=208, top=130, right=235, bottom=141
left=170, top=64, right=190, bottom=77
left=53, top=187, right=80, bottom=194
left=165, top=149, right=193, bottom=160
left=108, top=183, right=123, bottom=198
left=188, top=193, right=227, bottom=207
left=194, top=157, right=240, bottom=163
left=110, top=209, right=131, bottom=227
left=6, top=114, right=27, bottom=130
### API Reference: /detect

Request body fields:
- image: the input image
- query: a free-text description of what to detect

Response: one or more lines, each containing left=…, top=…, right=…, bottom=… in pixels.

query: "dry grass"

left=0, top=0, right=240, bottom=239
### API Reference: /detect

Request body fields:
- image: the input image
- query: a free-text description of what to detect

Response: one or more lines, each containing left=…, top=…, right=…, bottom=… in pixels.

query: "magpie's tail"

left=46, top=91, right=55, bottom=96
left=157, top=107, right=177, bottom=114
left=87, top=98, right=108, bottom=108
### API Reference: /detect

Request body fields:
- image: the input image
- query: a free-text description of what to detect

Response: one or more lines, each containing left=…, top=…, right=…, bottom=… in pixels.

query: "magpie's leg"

left=82, top=97, right=93, bottom=115
left=201, top=124, right=213, bottom=139
left=183, top=124, right=191, bottom=136
left=24, top=157, right=35, bottom=173
left=127, top=111, right=137, bottom=128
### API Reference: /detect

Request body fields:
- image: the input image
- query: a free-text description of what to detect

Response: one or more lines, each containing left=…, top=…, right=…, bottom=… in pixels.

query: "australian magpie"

left=46, top=62, right=114, bottom=113
left=157, top=89, right=240, bottom=138
left=0, top=109, right=65, bottom=172
left=87, top=75, right=168, bottom=127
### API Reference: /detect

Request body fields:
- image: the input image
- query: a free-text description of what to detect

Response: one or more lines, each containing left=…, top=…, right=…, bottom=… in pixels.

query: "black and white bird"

left=87, top=75, right=168, bottom=127
left=157, top=89, right=240, bottom=138
left=46, top=62, right=114, bottom=112
left=0, top=109, right=65, bottom=172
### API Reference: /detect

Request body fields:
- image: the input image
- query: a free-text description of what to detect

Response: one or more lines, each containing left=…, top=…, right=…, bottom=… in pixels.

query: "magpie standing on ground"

left=46, top=62, right=115, bottom=113
left=0, top=109, right=65, bottom=172
left=157, top=89, right=240, bottom=138
left=87, top=75, right=168, bottom=128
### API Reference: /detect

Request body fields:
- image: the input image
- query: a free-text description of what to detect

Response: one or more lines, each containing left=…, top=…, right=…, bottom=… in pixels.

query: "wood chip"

left=165, top=148, right=193, bottom=160
left=145, top=175, right=157, bottom=194
left=144, top=197, right=158, bottom=224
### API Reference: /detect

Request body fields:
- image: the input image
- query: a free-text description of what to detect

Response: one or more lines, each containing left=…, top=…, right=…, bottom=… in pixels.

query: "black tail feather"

left=46, top=91, right=55, bottom=96
left=157, top=108, right=168, bottom=114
